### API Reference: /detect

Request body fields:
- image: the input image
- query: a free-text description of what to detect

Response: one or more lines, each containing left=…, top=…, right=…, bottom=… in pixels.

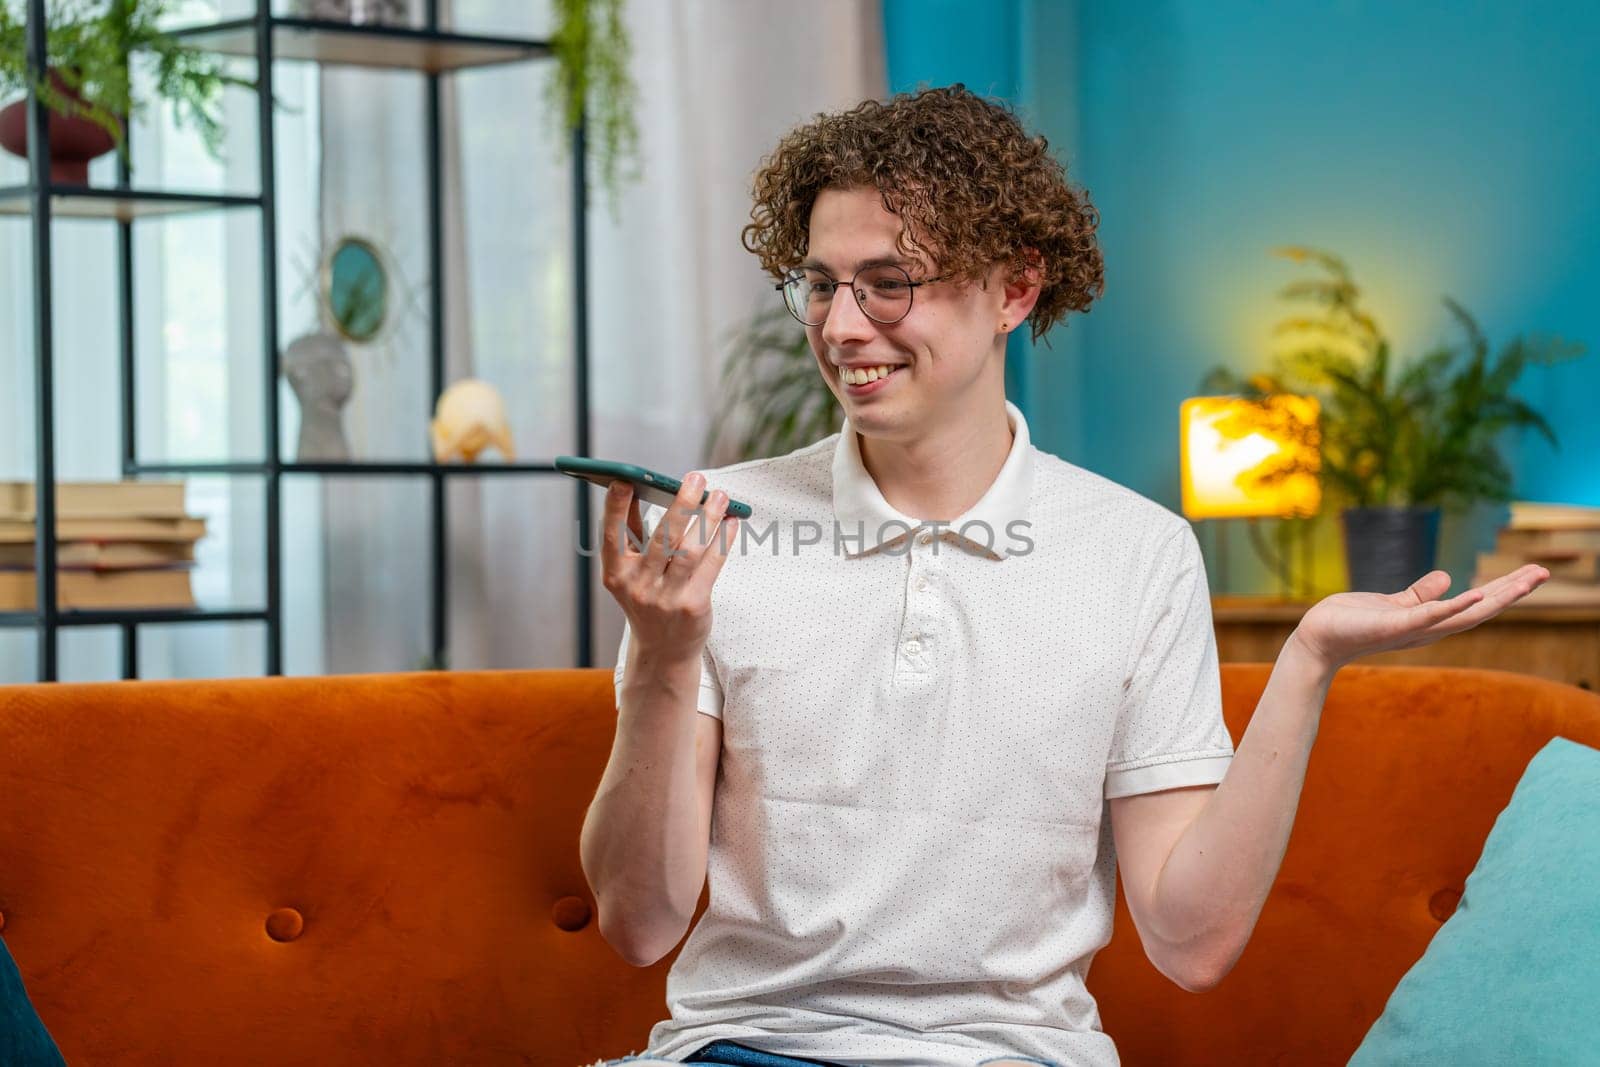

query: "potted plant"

left=1201, top=246, right=1586, bottom=593
left=704, top=303, right=839, bottom=464
left=0, top=0, right=254, bottom=183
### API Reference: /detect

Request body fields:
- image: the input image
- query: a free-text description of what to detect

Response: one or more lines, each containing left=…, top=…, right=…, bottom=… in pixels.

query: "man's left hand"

left=1290, top=564, right=1550, bottom=673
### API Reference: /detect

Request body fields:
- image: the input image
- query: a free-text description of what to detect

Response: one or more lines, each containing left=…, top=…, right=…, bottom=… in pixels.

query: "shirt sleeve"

left=608, top=500, right=724, bottom=718
left=612, top=618, right=724, bottom=719
left=1104, top=521, right=1235, bottom=799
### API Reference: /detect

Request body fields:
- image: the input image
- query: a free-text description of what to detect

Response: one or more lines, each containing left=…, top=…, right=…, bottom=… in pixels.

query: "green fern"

left=1202, top=247, right=1586, bottom=511
left=0, top=0, right=259, bottom=165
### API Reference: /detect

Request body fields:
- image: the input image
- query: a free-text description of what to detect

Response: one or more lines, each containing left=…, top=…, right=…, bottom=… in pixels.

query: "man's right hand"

left=587, top=470, right=736, bottom=966
left=599, top=470, right=740, bottom=664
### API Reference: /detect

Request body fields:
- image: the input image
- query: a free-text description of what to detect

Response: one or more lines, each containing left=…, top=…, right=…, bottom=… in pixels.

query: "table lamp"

left=1180, top=395, right=1321, bottom=596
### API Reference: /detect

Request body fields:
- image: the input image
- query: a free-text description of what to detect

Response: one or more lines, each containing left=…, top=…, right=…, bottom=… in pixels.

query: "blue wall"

left=884, top=0, right=1022, bottom=101
left=883, top=0, right=1083, bottom=428
left=886, top=1, right=1600, bottom=593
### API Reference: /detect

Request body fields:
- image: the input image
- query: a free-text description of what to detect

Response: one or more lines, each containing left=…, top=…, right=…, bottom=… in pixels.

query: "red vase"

left=0, top=70, right=121, bottom=185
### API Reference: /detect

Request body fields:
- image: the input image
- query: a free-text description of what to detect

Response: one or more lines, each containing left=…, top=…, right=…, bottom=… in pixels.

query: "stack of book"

left=0, top=481, right=207, bottom=611
left=1474, top=501, right=1600, bottom=606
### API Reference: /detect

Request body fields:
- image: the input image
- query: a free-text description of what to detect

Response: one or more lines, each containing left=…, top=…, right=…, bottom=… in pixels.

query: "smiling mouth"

left=838, top=364, right=905, bottom=386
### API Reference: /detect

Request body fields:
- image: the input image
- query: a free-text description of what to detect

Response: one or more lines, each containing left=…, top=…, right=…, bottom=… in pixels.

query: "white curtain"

left=295, top=0, right=576, bottom=674
left=585, top=0, right=886, bottom=669
left=307, top=0, right=886, bottom=675
left=1, top=0, right=885, bottom=681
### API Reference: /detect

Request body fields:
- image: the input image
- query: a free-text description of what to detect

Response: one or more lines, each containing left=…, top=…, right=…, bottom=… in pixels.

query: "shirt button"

left=904, top=639, right=922, bottom=655
left=916, top=577, right=929, bottom=591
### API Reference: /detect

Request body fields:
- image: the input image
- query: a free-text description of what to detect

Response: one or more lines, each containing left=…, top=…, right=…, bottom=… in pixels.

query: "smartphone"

left=554, top=456, right=753, bottom=519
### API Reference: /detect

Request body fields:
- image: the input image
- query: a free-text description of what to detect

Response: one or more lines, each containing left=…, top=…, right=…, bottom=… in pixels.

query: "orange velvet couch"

left=1, top=664, right=1597, bottom=1066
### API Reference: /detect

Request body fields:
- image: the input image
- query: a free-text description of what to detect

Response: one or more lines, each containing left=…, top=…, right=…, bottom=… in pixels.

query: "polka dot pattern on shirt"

left=611, top=401, right=1235, bottom=1067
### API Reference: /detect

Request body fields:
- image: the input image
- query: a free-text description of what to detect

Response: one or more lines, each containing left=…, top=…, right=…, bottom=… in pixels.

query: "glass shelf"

left=127, top=462, right=272, bottom=476
left=0, top=185, right=262, bottom=221
left=169, top=16, right=551, bottom=73
left=0, top=608, right=267, bottom=628
left=127, top=461, right=561, bottom=476
left=58, top=607, right=269, bottom=628
left=282, top=461, right=560, bottom=475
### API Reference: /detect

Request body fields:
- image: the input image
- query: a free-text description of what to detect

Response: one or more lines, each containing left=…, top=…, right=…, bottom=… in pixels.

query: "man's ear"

left=1001, top=246, right=1044, bottom=324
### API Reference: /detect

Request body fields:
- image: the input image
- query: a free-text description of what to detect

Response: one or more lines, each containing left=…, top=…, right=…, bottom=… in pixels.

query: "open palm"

left=1293, top=565, right=1550, bottom=671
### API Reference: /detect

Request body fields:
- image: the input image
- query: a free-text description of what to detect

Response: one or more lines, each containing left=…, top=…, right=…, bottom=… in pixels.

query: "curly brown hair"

left=741, top=84, right=1104, bottom=345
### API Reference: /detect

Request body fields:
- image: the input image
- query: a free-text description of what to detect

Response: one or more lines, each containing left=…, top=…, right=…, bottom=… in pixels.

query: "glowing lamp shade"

left=1180, top=395, right=1321, bottom=520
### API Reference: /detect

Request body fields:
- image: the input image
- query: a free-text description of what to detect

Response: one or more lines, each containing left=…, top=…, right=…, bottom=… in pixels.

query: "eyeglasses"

left=775, top=263, right=950, bottom=327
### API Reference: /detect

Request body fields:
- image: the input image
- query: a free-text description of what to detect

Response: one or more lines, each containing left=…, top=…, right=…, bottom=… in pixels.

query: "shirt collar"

left=831, top=399, right=1035, bottom=561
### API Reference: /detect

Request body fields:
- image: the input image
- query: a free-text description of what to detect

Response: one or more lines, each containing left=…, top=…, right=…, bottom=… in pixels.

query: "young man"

left=579, top=86, right=1546, bottom=1067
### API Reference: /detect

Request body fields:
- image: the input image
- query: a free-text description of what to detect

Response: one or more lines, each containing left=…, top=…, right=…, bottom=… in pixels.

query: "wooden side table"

left=1211, top=596, right=1600, bottom=691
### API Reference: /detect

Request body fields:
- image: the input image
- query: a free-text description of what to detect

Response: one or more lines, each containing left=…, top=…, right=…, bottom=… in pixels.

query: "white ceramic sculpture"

left=283, top=332, right=354, bottom=462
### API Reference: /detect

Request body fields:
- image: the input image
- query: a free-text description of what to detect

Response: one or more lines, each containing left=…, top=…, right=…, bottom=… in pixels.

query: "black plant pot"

left=1340, top=506, right=1442, bottom=593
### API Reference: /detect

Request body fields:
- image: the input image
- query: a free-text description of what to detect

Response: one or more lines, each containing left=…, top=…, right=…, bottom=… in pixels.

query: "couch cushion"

left=0, top=935, right=66, bottom=1067
left=1089, top=665, right=1600, bottom=1065
left=4, top=666, right=1600, bottom=1065
left=1350, top=736, right=1600, bottom=1064
left=0, top=668, right=675, bottom=1066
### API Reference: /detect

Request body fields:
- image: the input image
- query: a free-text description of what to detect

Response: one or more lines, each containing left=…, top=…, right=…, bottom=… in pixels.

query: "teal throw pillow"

left=1350, top=736, right=1600, bottom=1066
left=1, top=934, right=67, bottom=1066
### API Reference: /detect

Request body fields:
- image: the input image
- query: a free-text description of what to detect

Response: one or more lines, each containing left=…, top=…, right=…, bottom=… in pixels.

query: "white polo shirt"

left=611, top=400, right=1235, bottom=1067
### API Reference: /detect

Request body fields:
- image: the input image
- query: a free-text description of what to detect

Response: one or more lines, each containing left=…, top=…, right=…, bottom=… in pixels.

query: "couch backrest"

left=1090, top=664, right=1600, bottom=1065
left=0, top=668, right=654, bottom=1066
left=1, top=665, right=1597, bottom=1066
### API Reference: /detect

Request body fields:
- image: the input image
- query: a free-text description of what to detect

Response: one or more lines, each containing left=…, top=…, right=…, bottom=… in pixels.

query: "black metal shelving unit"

left=8, top=0, right=593, bottom=682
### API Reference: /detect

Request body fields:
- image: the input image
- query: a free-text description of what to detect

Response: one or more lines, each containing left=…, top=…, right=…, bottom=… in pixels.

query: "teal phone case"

left=554, top=456, right=753, bottom=519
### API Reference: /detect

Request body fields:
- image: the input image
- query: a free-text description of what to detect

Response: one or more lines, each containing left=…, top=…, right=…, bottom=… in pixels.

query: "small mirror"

left=324, top=236, right=388, bottom=342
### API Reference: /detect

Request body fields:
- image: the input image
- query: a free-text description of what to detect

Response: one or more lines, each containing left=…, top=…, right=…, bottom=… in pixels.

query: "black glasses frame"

left=775, top=264, right=951, bottom=327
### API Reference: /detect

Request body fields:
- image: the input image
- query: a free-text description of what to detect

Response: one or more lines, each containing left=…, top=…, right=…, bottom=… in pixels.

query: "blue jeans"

left=602, top=1041, right=848, bottom=1065
left=600, top=1041, right=1061, bottom=1066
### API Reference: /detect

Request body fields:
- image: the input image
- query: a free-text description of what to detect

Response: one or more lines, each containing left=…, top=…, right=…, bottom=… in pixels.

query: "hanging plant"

left=0, top=0, right=257, bottom=166
left=545, top=0, right=641, bottom=216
